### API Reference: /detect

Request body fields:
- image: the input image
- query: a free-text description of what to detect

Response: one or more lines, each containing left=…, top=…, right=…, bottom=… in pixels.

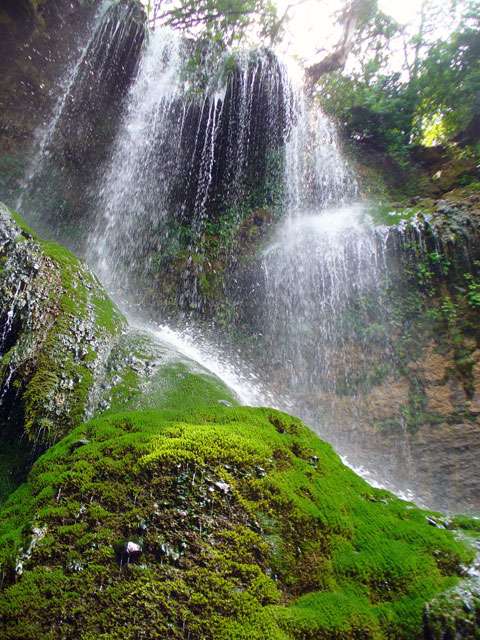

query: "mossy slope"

left=0, top=404, right=474, bottom=639
left=0, top=202, right=125, bottom=502
left=95, top=328, right=238, bottom=415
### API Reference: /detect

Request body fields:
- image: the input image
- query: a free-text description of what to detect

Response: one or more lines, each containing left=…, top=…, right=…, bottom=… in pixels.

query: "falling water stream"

left=17, top=0, right=146, bottom=240
left=18, top=14, right=422, bottom=503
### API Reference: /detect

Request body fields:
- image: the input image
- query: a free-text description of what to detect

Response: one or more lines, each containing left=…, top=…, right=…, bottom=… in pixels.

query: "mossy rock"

left=0, top=404, right=475, bottom=639
left=0, top=202, right=125, bottom=466
left=424, top=577, right=480, bottom=639
left=93, top=328, right=238, bottom=415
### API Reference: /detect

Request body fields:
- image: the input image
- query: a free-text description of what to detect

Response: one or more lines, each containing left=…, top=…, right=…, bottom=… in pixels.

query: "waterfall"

left=258, top=92, right=402, bottom=495
left=89, top=33, right=294, bottom=310
left=89, top=28, right=185, bottom=290
left=259, top=81, right=385, bottom=398
left=261, top=206, right=390, bottom=394
left=284, top=94, right=356, bottom=212
left=16, top=17, right=448, bottom=506
left=17, top=0, right=146, bottom=242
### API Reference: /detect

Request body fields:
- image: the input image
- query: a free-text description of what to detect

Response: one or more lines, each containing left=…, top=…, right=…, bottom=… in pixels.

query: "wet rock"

left=0, top=203, right=125, bottom=447
left=117, top=541, right=143, bottom=565
left=69, top=439, right=90, bottom=451
left=426, top=517, right=442, bottom=528
left=213, top=481, right=230, bottom=494
left=424, top=579, right=480, bottom=639
left=158, top=542, right=180, bottom=563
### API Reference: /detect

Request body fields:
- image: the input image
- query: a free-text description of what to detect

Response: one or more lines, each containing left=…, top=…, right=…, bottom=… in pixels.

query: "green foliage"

left=414, top=2, right=480, bottom=145
left=440, top=295, right=458, bottom=326
left=320, top=69, right=416, bottom=165
left=150, top=0, right=279, bottom=49
left=317, top=0, right=480, bottom=168
left=464, top=273, right=480, bottom=309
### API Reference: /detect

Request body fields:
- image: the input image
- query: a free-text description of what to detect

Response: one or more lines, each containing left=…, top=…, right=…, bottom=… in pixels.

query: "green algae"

left=0, top=405, right=474, bottom=639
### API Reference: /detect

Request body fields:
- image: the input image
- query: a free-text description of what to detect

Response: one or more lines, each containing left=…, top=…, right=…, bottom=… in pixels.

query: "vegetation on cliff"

left=1, top=1, right=480, bottom=638
left=0, top=204, right=478, bottom=638
left=315, top=0, right=480, bottom=199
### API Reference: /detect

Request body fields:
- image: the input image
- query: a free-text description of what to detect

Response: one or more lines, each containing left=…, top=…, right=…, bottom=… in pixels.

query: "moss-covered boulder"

left=0, top=401, right=477, bottom=639
left=424, top=576, right=480, bottom=639
left=0, top=202, right=124, bottom=498
left=0, top=201, right=478, bottom=639
left=94, top=328, right=238, bottom=414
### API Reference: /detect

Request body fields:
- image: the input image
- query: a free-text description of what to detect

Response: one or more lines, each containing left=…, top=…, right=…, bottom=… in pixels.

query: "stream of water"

left=18, top=14, right=422, bottom=503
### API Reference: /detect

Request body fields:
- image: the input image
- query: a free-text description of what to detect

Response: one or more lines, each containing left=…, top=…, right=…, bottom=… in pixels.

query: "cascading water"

left=89, top=31, right=293, bottom=310
left=89, top=28, right=185, bottom=291
left=283, top=93, right=356, bottom=212
left=261, top=205, right=391, bottom=395
left=17, top=12, right=461, bottom=509
left=17, top=0, right=146, bottom=243
left=258, top=103, right=406, bottom=495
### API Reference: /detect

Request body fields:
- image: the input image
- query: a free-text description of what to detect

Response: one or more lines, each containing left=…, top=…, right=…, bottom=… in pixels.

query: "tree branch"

left=305, top=0, right=374, bottom=87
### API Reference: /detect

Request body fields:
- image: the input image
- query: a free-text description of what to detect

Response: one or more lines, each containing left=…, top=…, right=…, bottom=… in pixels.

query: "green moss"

left=100, top=330, right=237, bottom=416
left=449, top=515, right=480, bottom=533
left=0, top=206, right=126, bottom=446
left=132, top=362, right=237, bottom=412
left=9, top=209, right=38, bottom=239
left=0, top=406, right=473, bottom=639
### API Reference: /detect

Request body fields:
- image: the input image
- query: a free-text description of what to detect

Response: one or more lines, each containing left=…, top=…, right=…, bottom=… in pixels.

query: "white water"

left=16, top=1, right=111, bottom=214
left=262, top=202, right=390, bottom=384
left=16, top=0, right=145, bottom=236
left=138, top=321, right=270, bottom=406
left=16, top=20, right=427, bottom=504
left=89, top=28, right=184, bottom=288
left=340, top=454, right=421, bottom=505
left=284, top=94, right=357, bottom=213
left=89, top=30, right=298, bottom=309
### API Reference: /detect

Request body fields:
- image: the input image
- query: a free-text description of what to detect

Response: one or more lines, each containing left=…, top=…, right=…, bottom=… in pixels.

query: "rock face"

left=0, top=0, right=147, bottom=236
left=304, top=189, right=480, bottom=513
left=0, top=202, right=124, bottom=497
left=425, top=577, right=480, bottom=639
left=0, top=0, right=100, bottom=202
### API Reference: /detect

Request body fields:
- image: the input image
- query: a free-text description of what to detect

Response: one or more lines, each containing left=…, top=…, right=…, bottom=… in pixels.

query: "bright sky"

left=275, top=0, right=423, bottom=63
left=141, top=0, right=448, bottom=74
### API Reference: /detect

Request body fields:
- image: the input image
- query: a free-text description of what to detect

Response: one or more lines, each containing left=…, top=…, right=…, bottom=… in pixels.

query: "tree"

left=305, top=0, right=378, bottom=87
left=314, top=0, right=480, bottom=161
left=147, top=0, right=279, bottom=46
